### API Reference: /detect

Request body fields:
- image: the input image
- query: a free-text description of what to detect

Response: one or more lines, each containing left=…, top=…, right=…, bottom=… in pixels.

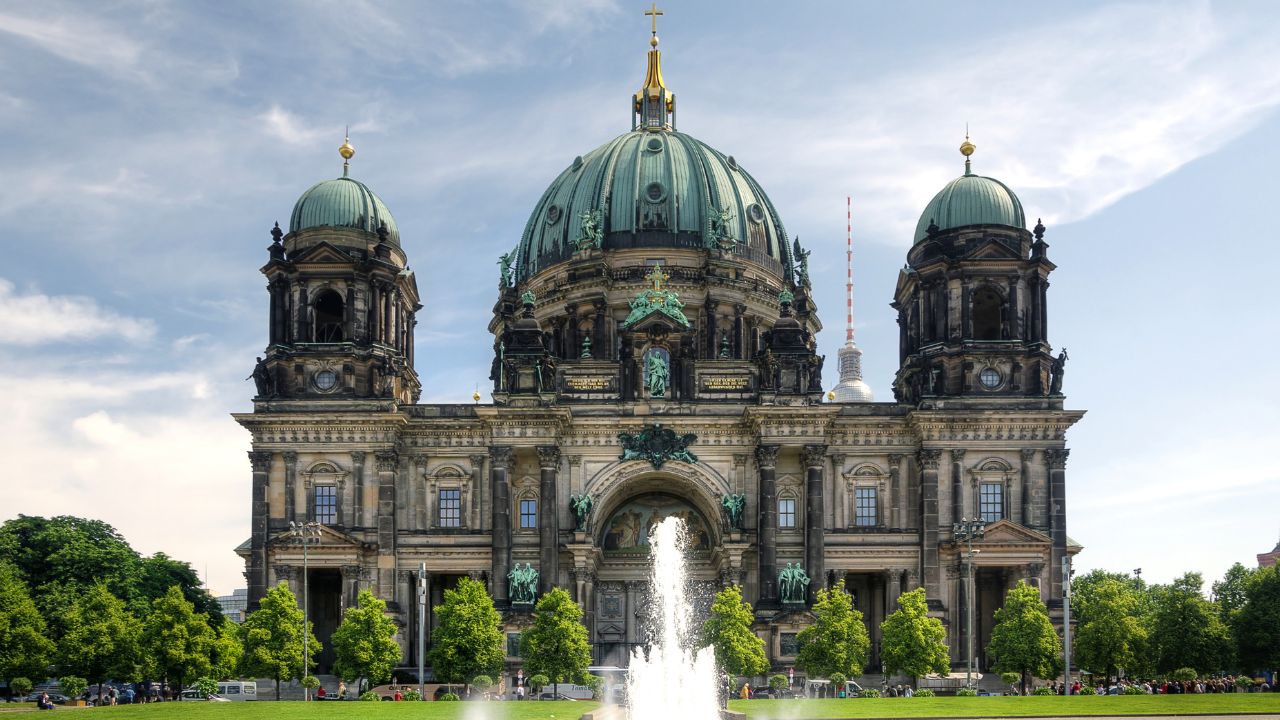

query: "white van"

left=181, top=681, right=258, bottom=701
left=538, top=683, right=595, bottom=700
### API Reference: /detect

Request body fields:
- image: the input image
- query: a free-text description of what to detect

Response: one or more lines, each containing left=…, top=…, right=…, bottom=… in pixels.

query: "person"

left=903, top=686, right=913, bottom=698
left=317, top=685, right=326, bottom=700
left=517, top=684, right=525, bottom=700
left=740, top=682, right=750, bottom=700
left=337, top=681, right=347, bottom=700
left=109, top=686, right=118, bottom=705
left=393, top=689, right=403, bottom=702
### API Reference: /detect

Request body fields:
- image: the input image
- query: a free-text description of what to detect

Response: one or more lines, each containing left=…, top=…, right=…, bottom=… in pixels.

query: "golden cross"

left=645, top=264, right=668, bottom=292
left=644, top=2, right=663, bottom=36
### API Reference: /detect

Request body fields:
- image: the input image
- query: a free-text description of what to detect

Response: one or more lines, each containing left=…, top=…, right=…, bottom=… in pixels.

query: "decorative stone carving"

left=951, top=448, right=966, bottom=463
left=282, top=451, right=298, bottom=468
left=375, top=451, right=398, bottom=472
left=249, top=450, right=273, bottom=472
left=917, top=449, right=942, bottom=469
left=721, top=493, right=746, bottom=529
left=509, top=563, right=538, bottom=605
left=569, top=493, right=593, bottom=531
left=490, top=446, right=514, bottom=470
left=350, top=450, right=366, bottom=465
left=755, top=444, right=780, bottom=469
left=1020, top=448, right=1036, bottom=461
left=1045, top=449, right=1069, bottom=469
left=536, top=445, right=562, bottom=469
left=617, top=424, right=698, bottom=469
left=889, top=453, right=904, bottom=471
left=802, top=444, right=828, bottom=468
left=779, top=562, right=810, bottom=604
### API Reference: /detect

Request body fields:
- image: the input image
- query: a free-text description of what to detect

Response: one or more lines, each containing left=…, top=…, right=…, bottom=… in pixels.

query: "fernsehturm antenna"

left=831, top=196, right=874, bottom=402
left=846, top=195, right=855, bottom=343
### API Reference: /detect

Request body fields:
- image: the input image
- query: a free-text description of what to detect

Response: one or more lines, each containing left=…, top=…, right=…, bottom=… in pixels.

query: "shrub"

left=1123, top=684, right=1146, bottom=695
left=439, top=692, right=460, bottom=701
left=583, top=674, right=604, bottom=698
left=402, top=689, right=421, bottom=701
left=1000, top=672, right=1020, bottom=686
left=195, top=677, right=218, bottom=698
left=768, top=674, right=788, bottom=691
left=1236, top=677, right=1254, bottom=689
left=1171, top=668, right=1197, bottom=682
left=913, top=688, right=935, bottom=697
left=10, top=678, right=32, bottom=699
left=59, top=676, right=87, bottom=699
left=359, top=690, right=380, bottom=701
left=1079, top=686, right=1097, bottom=695
left=301, top=675, right=320, bottom=690
left=1033, top=686, right=1055, bottom=696
left=529, top=674, right=549, bottom=692
left=860, top=688, right=881, bottom=698
left=956, top=687, right=977, bottom=696
left=471, top=675, right=494, bottom=692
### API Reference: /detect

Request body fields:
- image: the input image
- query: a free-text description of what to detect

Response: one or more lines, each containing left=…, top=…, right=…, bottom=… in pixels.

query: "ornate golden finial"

left=644, top=263, right=669, bottom=292
left=339, top=127, right=355, bottom=176
left=645, top=2, right=663, bottom=47
left=472, top=388, right=481, bottom=403
left=960, top=126, right=975, bottom=175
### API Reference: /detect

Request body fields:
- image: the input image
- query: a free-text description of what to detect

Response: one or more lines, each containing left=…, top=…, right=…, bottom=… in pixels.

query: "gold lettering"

left=702, top=376, right=750, bottom=391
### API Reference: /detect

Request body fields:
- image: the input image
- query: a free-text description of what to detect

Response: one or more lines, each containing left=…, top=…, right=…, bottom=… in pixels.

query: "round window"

left=979, top=367, right=1001, bottom=389
left=314, top=369, right=338, bottom=391
left=747, top=203, right=766, bottom=224
left=646, top=137, right=664, bottom=152
left=546, top=205, right=562, bottom=225
left=645, top=182, right=666, bottom=203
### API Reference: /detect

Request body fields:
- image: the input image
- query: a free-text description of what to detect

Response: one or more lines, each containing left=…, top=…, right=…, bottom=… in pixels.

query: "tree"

left=58, top=583, right=142, bottom=694
left=240, top=583, right=319, bottom=700
left=1233, top=565, right=1280, bottom=672
left=795, top=580, right=869, bottom=679
left=520, top=587, right=592, bottom=699
left=985, top=581, right=1062, bottom=695
left=429, top=577, right=504, bottom=691
left=138, top=553, right=223, bottom=624
left=1074, top=578, right=1146, bottom=682
left=703, top=585, right=768, bottom=680
left=208, top=618, right=243, bottom=680
left=880, top=587, right=949, bottom=686
left=332, top=589, right=401, bottom=686
left=142, top=585, right=215, bottom=695
left=1148, top=573, right=1230, bottom=675
left=1213, top=563, right=1255, bottom=622
left=0, top=561, right=53, bottom=685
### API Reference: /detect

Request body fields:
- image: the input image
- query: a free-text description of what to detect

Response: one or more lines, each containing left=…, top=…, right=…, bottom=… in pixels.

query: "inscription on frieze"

left=564, top=375, right=617, bottom=392
left=700, top=375, right=751, bottom=391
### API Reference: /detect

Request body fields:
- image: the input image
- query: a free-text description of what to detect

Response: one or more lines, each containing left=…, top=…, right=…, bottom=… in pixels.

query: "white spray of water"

left=627, top=516, right=720, bottom=720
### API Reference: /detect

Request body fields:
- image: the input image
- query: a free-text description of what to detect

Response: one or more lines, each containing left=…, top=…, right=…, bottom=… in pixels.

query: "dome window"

left=313, top=290, right=345, bottom=342
left=746, top=203, right=766, bottom=224
left=645, top=182, right=667, bottom=203
left=727, top=155, right=738, bottom=170
left=646, top=137, right=664, bottom=153
left=546, top=205, right=562, bottom=225
left=979, top=367, right=1002, bottom=389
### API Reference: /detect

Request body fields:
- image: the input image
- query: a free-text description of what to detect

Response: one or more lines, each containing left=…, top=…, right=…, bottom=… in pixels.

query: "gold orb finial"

left=826, top=390, right=836, bottom=401
left=650, top=34, right=659, bottom=48
left=472, top=389, right=481, bottom=403
left=339, top=137, right=355, bottom=160
left=960, top=135, right=975, bottom=157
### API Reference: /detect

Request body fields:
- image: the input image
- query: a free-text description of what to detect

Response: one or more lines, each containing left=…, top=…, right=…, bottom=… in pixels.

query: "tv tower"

left=830, top=196, right=874, bottom=402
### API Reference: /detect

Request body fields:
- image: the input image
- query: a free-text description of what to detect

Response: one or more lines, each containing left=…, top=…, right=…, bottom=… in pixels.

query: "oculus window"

left=314, top=486, right=337, bottom=525
left=979, top=482, right=1004, bottom=523
left=778, top=497, right=797, bottom=528
left=854, top=487, right=878, bottom=527
left=438, top=488, right=462, bottom=528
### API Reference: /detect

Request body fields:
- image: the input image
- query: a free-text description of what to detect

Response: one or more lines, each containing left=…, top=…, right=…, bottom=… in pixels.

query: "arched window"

left=314, top=290, right=345, bottom=342
left=972, top=286, right=1003, bottom=340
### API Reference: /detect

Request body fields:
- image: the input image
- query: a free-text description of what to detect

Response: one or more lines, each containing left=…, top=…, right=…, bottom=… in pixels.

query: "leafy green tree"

left=880, top=587, right=949, bottom=686
left=1233, top=565, right=1280, bottom=672
left=1074, top=578, right=1146, bottom=683
left=332, top=589, right=401, bottom=686
left=138, top=554, right=223, bottom=624
left=58, top=583, right=142, bottom=694
left=1213, top=563, right=1255, bottom=622
left=0, top=562, right=53, bottom=685
left=10, top=677, right=32, bottom=700
left=142, top=585, right=215, bottom=694
left=429, top=577, right=503, bottom=691
left=702, top=585, right=768, bottom=679
left=985, top=582, right=1062, bottom=695
left=520, top=587, right=592, bottom=699
left=795, top=579, right=869, bottom=679
left=1148, top=573, right=1230, bottom=675
left=209, top=618, right=243, bottom=680
left=240, top=583, right=319, bottom=700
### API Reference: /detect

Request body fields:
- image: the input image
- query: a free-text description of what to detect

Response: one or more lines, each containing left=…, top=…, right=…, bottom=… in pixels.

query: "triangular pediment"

left=267, top=524, right=363, bottom=549
left=967, top=238, right=1023, bottom=260
left=290, top=241, right=359, bottom=265
left=596, top=623, right=625, bottom=635
left=624, top=308, right=690, bottom=333
left=977, top=519, right=1051, bottom=545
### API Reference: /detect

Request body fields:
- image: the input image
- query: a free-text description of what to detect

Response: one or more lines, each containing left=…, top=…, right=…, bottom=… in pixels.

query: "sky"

left=1, top=0, right=1277, bottom=598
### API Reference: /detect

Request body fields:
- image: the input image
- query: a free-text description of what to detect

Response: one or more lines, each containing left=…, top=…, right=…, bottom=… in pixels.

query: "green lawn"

left=728, top=693, right=1280, bottom=718
left=0, top=700, right=597, bottom=719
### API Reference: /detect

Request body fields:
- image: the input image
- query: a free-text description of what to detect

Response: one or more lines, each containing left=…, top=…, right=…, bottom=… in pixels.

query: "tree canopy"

left=702, top=585, right=768, bottom=679
left=986, top=581, right=1061, bottom=694
left=1233, top=565, right=1280, bottom=672
left=429, top=577, right=504, bottom=688
left=520, top=587, right=592, bottom=693
left=332, top=589, right=401, bottom=685
left=1073, top=577, right=1146, bottom=682
left=795, top=580, right=869, bottom=679
left=880, top=587, right=949, bottom=683
left=241, top=583, right=318, bottom=699
left=141, top=585, right=215, bottom=690
left=58, top=582, right=142, bottom=686
left=0, top=561, right=53, bottom=683
left=1148, top=573, right=1231, bottom=675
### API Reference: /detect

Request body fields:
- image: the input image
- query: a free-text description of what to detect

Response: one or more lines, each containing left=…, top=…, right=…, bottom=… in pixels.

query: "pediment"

left=290, top=241, right=360, bottom=265
left=966, top=238, right=1023, bottom=260
left=267, top=524, right=363, bottom=549
left=596, top=623, right=625, bottom=635
left=625, top=308, right=689, bottom=334
left=977, top=519, right=1051, bottom=545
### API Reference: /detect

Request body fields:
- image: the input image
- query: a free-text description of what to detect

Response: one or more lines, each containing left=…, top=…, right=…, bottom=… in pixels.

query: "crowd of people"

left=1026, top=676, right=1272, bottom=695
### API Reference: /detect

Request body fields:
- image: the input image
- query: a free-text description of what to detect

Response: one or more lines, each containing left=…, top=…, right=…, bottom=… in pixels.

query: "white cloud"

left=0, top=279, right=156, bottom=345
left=260, top=105, right=327, bottom=147
left=0, top=10, right=141, bottom=74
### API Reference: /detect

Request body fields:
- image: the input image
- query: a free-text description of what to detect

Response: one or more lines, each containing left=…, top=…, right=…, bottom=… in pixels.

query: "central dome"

left=514, top=130, right=793, bottom=282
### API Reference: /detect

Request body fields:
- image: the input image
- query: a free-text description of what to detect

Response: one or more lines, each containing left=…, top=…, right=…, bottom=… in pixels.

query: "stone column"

left=349, top=451, right=365, bottom=527
left=918, top=449, right=942, bottom=603
left=1046, top=449, right=1069, bottom=601
left=341, top=564, right=360, bottom=611
left=375, top=450, right=398, bottom=597
left=248, top=450, right=273, bottom=609
left=414, top=455, right=429, bottom=531
left=829, top=453, right=845, bottom=529
left=889, top=454, right=904, bottom=529
left=887, top=568, right=903, bottom=611
left=537, top=445, right=561, bottom=595
left=1020, top=449, right=1034, bottom=527
left=283, top=451, right=299, bottom=522
left=869, top=572, right=885, bottom=666
left=951, top=449, right=966, bottom=525
left=756, top=445, right=780, bottom=606
left=490, top=447, right=514, bottom=606
left=803, top=444, right=827, bottom=605
left=470, top=454, right=487, bottom=531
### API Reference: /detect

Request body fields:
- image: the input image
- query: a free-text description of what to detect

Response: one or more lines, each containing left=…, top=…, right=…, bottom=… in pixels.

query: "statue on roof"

left=1049, top=348, right=1069, bottom=395
left=576, top=209, right=603, bottom=252
left=793, top=238, right=812, bottom=288
left=705, top=206, right=736, bottom=251
left=498, top=252, right=514, bottom=287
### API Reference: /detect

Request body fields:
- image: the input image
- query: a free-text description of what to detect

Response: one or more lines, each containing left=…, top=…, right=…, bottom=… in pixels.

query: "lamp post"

left=953, top=518, right=986, bottom=690
left=289, top=521, right=322, bottom=700
left=418, top=562, right=427, bottom=701
left=1062, top=555, right=1075, bottom=693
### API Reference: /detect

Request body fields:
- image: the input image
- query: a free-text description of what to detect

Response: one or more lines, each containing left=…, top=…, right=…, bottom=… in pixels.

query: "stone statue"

left=1049, top=348, right=1069, bottom=395
left=247, top=357, right=275, bottom=398
left=509, top=563, right=538, bottom=605
left=705, top=206, right=736, bottom=250
left=498, top=252, right=513, bottom=287
left=721, top=493, right=746, bottom=529
left=576, top=209, right=603, bottom=252
left=719, top=334, right=731, bottom=359
left=580, top=335, right=593, bottom=359
left=792, top=238, right=812, bottom=288
left=779, top=562, right=811, bottom=604
left=808, top=355, right=824, bottom=392
left=645, top=350, right=669, bottom=398
left=570, top=494, right=593, bottom=531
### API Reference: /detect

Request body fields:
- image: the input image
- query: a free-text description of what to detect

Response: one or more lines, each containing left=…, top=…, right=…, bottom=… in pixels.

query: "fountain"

left=626, top=516, right=721, bottom=720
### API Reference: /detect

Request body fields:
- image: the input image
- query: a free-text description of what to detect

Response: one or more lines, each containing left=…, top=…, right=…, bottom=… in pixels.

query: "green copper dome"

left=515, top=129, right=793, bottom=281
left=289, top=175, right=400, bottom=245
left=913, top=171, right=1025, bottom=244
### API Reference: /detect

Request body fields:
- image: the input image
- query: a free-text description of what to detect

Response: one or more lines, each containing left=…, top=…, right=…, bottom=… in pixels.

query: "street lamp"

left=1062, top=556, right=1075, bottom=693
left=953, top=518, right=986, bottom=690
left=289, top=521, right=322, bottom=700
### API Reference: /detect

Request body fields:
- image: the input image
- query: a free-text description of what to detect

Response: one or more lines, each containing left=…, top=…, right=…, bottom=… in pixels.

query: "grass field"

left=2, top=694, right=1278, bottom=718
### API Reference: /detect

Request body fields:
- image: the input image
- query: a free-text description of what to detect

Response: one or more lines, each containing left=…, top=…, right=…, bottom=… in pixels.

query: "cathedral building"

left=235, top=14, right=1083, bottom=676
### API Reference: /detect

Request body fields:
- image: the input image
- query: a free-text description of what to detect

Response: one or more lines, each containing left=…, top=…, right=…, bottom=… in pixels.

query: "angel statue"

left=570, top=494, right=594, bottom=531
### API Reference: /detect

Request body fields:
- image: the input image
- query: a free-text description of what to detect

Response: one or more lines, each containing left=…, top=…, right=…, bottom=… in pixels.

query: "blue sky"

left=1, top=0, right=1277, bottom=597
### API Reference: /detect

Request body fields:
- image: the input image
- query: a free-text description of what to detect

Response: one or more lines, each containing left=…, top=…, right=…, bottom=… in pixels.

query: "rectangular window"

left=520, top=498, right=537, bottom=529
left=438, top=488, right=461, bottom=528
left=507, top=632, right=522, bottom=657
left=778, top=497, right=796, bottom=528
left=980, top=482, right=1004, bottom=523
left=314, top=486, right=337, bottom=525
left=855, top=487, right=878, bottom=527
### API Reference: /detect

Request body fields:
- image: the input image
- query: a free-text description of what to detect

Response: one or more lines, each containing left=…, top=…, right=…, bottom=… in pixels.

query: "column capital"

left=889, top=453, right=904, bottom=471
left=536, top=445, right=562, bottom=470
left=1045, top=448, right=1070, bottom=469
left=490, top=446, right=514, bottom=470
left=802, top=444, right=828, bottom=469
left=282, top=451, right=298, bottom=468
left=568, top=454, right=583, bottom=468
left=468, top=454, right=487, bottom=468
left=755, top=444, right=780, bottom=469
left=917, top=448, right=942, bottom=470
left=273, top=564, right=292, bottom=580
left=951, top=448, right=966, bottom=463
left=248, top=450, right=273, bottom=472
left=413, top=454, right=429, bottom=471
left=375, top=450, right=399, bottom=472
left=828, top=452, right=846, bottom=468
left=350, top=450, right=367, bottom=464
left=1020, top=448, right=1036, bottom=462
